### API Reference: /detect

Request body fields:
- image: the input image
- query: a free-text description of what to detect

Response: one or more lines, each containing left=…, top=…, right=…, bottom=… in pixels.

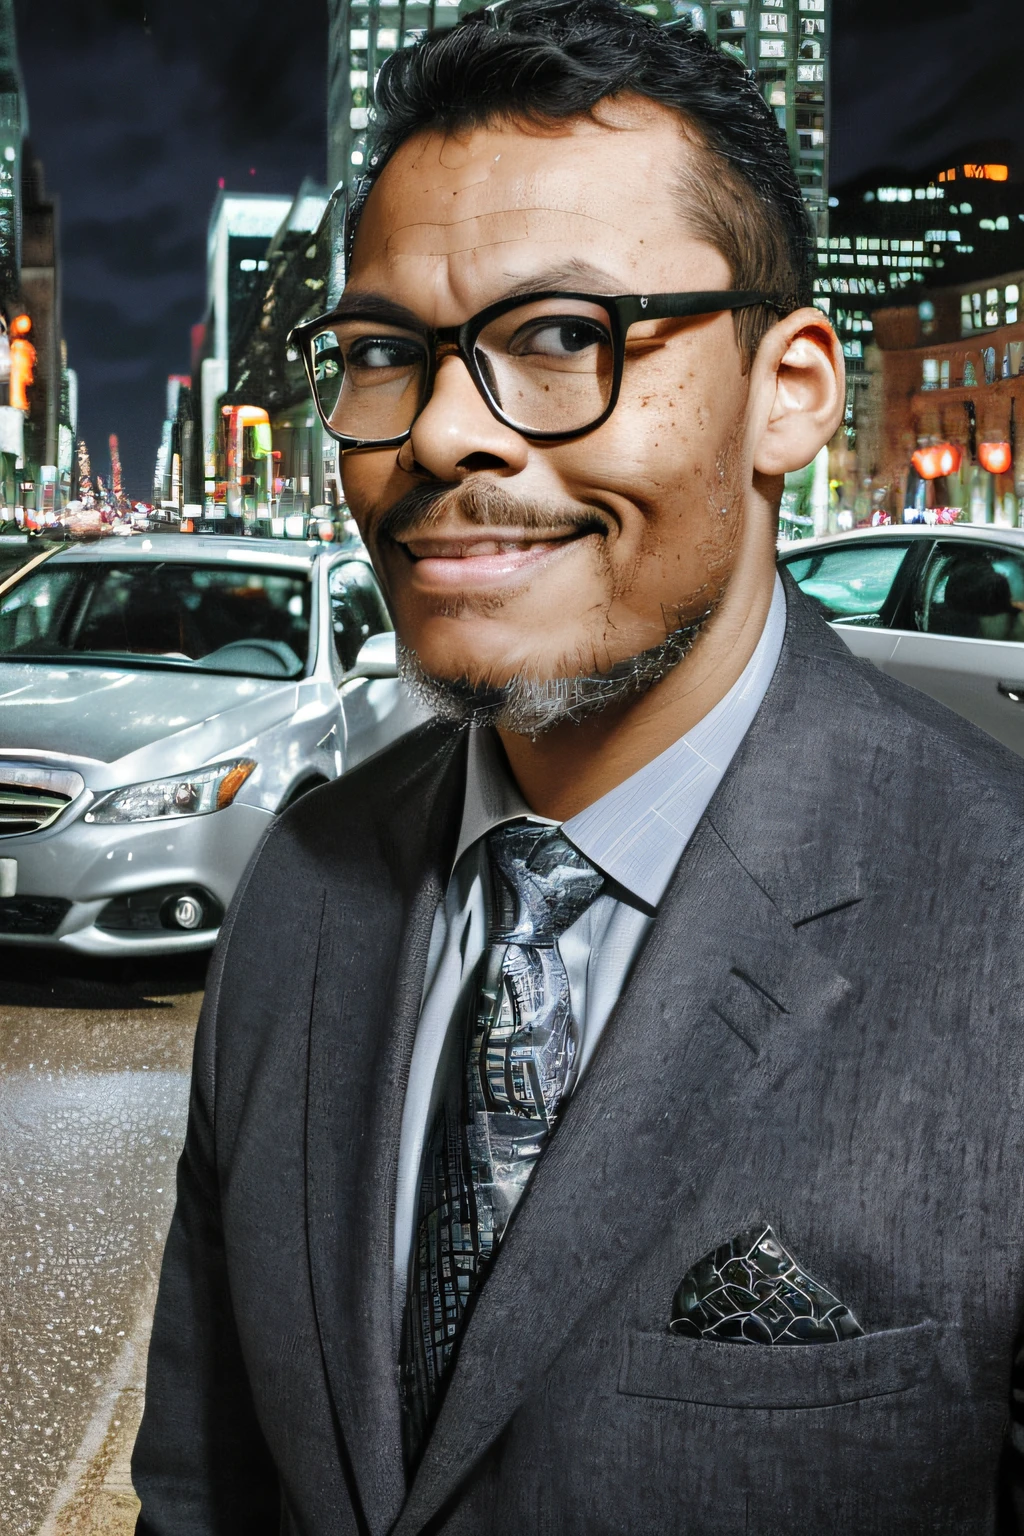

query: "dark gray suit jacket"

left=134, top=581, right=1024, bottom=1535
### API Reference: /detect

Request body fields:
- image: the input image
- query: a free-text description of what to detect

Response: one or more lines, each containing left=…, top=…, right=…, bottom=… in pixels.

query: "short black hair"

left=348, top=0, right=813, bottom=364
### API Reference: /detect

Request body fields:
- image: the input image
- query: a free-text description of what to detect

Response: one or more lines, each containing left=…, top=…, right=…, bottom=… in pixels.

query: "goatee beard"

left=397, top=607, right=715, bottom=737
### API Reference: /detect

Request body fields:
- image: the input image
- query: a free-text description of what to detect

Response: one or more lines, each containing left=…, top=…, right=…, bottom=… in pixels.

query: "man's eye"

left=509, top=319, right=608, bottom=359
left=346, top=337, right=423, bottom=370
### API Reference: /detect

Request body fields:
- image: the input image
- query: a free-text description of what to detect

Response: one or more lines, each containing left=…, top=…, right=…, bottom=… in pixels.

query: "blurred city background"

left=5, top=0, right=1024, bottom=553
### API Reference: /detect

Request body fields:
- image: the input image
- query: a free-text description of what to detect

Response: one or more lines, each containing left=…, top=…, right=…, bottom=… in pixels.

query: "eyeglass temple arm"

left=617, top=292, right=783, bottom=327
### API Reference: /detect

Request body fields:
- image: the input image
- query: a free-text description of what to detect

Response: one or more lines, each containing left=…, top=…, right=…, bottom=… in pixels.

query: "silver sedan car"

left=778, top=523, right=1024, bottom=756
left=0, top=534, right=422, bottom=956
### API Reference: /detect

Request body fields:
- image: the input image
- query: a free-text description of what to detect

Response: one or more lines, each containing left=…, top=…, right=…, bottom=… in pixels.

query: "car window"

left=781, top=542, right=912, bottom=625
left=329, top=560, right=392, bottom=671
left=917, top=542, right=1024, bottom=643
left=0, top=561, right=313, bottom=677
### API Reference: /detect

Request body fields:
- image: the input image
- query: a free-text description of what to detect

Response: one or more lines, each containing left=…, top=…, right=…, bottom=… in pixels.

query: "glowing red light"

left=979, top=441, right=1013, bottom=474
left=912, top=443, right=962, bottom=480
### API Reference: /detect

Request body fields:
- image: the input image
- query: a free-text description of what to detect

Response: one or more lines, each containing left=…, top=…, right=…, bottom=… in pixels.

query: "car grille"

left=0, top=896, right=72, bottom=935
left=0, top=764, right=85, bottom=837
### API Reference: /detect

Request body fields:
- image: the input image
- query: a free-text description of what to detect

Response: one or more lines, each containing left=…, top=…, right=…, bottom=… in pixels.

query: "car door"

left=778, top=538, right=923, bottom=670
left=881, top=539, right=1024, bottom=756
left=329, top=558, right=422, bottom=768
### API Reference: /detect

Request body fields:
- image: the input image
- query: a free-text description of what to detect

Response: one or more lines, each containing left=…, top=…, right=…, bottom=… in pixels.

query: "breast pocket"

left=618, top=1320, right=960, bottom=1409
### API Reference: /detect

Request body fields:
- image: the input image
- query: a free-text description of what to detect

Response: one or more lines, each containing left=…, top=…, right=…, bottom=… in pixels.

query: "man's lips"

left=401, top=530, right=582, bottom=559
left=389, top=527, right=595, bottom=588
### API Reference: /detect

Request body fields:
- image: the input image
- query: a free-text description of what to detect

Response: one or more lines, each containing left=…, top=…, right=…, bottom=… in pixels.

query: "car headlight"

left=84, top=759, right=257, bottom=825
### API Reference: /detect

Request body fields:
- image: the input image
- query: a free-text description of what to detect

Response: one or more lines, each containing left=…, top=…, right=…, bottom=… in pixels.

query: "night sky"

left=13, top=0, right=1024, bottom=497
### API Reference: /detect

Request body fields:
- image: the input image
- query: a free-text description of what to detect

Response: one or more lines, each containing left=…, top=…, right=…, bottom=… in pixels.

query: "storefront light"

left=978, top=441, right=1013, bottom=475
left=911, top=443, right=962, bottom=480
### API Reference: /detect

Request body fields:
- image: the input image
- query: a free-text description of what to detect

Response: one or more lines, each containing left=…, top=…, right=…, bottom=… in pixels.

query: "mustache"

left=373, top=479, right=608, bottom=546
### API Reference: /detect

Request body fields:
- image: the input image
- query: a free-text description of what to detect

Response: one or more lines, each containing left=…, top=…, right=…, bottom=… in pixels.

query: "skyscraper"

left=326, top=0, right=830, bottom=235
left=702, top=0, right=829, bottom=240
left=327, top=0, right=468, bottom=194
left=0, top=0, right=24, bottom=307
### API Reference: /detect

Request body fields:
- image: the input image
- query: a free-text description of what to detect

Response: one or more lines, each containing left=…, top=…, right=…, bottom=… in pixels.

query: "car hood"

left=0, top=663, right=291, bottom=764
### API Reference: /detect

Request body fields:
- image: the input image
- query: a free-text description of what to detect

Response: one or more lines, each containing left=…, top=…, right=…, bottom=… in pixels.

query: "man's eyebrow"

left=335, top=263, right=627, bottom=328
left=500, top=262, right=625, bottom=298
left=332, top=292, right=426, bottom=328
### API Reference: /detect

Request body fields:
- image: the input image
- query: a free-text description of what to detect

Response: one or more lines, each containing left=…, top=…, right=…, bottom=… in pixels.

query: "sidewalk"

left=34, top=1283, right=154, bottom=1536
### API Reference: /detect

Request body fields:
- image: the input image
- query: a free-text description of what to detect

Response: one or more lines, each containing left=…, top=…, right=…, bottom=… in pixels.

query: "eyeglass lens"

left=310, top=297, right=616, bottom=441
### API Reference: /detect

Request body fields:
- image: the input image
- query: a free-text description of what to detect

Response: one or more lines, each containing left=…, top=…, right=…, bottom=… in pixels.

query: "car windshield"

left=0, top=559, right=313, bottom=678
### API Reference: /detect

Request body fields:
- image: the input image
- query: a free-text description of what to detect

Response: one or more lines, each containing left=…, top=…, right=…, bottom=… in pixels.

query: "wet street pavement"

left=0, top=947, right=205, bottom=1535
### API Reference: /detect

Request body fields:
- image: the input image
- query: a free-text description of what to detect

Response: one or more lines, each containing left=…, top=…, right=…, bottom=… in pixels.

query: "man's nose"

left=398, top=355, right=529, bottom=480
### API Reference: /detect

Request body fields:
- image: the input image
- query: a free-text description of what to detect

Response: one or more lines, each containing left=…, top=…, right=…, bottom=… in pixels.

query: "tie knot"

left=486, top=822, right=604, bottom=945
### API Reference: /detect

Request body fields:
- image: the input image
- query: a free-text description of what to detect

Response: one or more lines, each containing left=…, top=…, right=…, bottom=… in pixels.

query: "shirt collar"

left=453, top=573, right=786, bottom=907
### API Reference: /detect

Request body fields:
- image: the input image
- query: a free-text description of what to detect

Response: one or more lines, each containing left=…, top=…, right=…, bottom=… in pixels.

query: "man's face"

left=342, top=99, right=759, bottom=694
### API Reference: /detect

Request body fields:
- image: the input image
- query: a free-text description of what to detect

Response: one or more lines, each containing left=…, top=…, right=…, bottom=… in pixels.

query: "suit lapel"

left=393, top=584, right=871, bottom=1536
left=306, top=729, right=466, bottom=1536
left=394, top=818, right=853, bottom=1536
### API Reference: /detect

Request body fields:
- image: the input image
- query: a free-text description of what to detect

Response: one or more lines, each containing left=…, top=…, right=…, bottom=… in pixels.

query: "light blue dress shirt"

left=392, top=575, right=787, bottom=1317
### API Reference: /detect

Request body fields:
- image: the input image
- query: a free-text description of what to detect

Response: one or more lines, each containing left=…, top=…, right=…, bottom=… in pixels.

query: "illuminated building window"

left=997, top=216, right=1010, bottom=231
left=760, top=8, right=787, bottom=25
left=898, top=189, right=912, bottom=202
left=1006, top=285, right=1020, bottom=304
left=987, top=288, right=999, bottom=305
left=915, top=188, right=926, bottom=200
left=760, top=36, right=786, bottom=55
left=1009, top=309, right=1020, bottom=325
left=798, top=0, right=825, bottom=9
left=729, top=8, right=746, bottom=23
left=940, top=360, right=950, bottom=387
left=797, top=63, right=824, bottom=80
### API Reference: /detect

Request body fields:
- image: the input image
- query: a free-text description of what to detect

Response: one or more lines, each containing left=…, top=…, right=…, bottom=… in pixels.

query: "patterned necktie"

left=400, top=822, right=604, bottom=1468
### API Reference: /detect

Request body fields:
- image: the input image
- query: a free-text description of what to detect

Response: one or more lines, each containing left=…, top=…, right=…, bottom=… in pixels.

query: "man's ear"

left=751, top=308, right=845, bottom=476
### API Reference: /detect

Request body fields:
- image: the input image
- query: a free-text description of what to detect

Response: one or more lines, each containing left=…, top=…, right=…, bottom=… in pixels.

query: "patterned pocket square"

left=670, top=1224, right=864, bottom=1345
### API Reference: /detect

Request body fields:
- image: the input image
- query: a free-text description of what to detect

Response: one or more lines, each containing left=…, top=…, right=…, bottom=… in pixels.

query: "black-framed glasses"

left=289, top=289, right=782, bottom=450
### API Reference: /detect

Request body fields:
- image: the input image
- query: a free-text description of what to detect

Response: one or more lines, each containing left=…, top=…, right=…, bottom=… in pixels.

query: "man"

left=134, top=2, right=1024, bottom=1531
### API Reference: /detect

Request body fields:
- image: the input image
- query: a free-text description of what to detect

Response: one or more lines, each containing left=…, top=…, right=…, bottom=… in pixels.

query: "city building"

left=218, top=181, right=334, bottom=527
left=825, top=148, right=1024, bottom=373
left=701, top=0, right=830, bottom=240
left=327, top=0, right=467, bottom=193
left=159, top=184, right=336, bottom=529
left=20, top=151, right=64, bottom=496
left=856, top=268, right=1024, bottom=528
left=0, top=0, right=74, bottom=517
left=327, top=0, right=831, bottom=234
left=153, top=375, right=200, bottom=517
left=194, top=190, right=296, bottom=492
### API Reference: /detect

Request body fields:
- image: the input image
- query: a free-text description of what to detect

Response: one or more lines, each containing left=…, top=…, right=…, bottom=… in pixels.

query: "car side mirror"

left=346, top=630, right=399, bottom=680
